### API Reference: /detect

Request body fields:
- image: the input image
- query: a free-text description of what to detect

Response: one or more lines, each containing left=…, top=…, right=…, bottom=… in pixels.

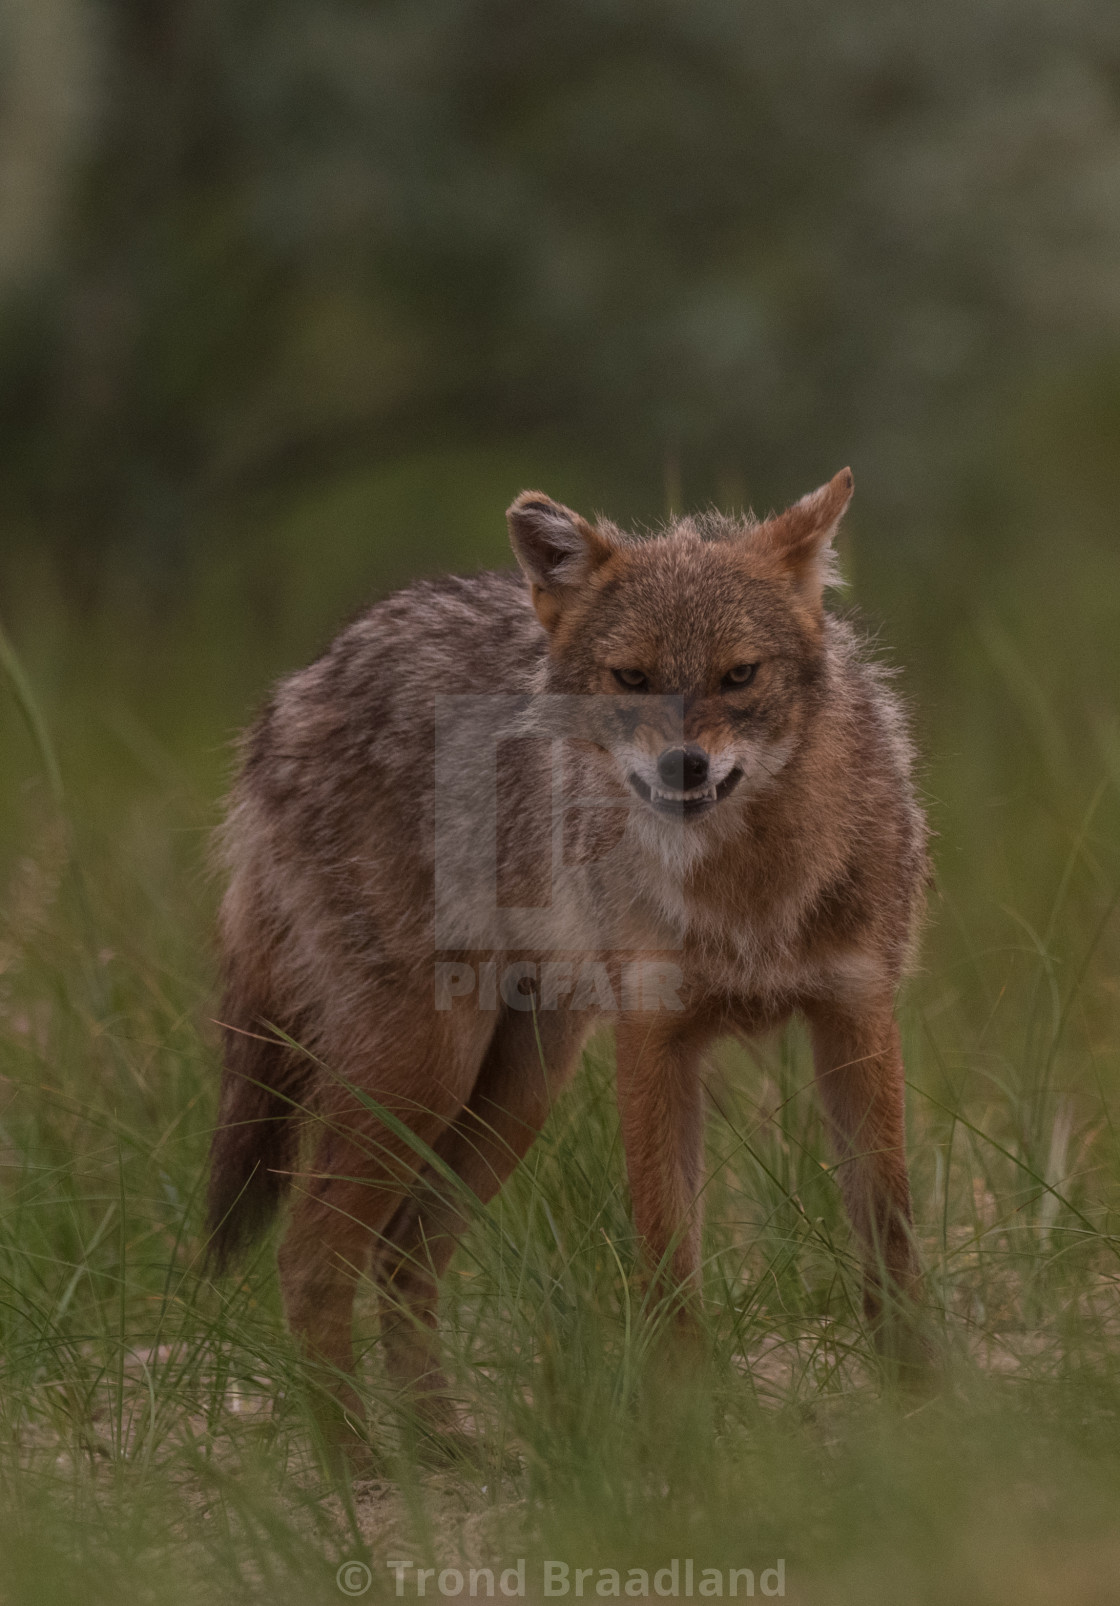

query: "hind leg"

left=277, top=1006, right=496, bottom=1456
left=278, top=1130, right=393, bottom=1448
left=375, top=1006, right=590, bottom=1430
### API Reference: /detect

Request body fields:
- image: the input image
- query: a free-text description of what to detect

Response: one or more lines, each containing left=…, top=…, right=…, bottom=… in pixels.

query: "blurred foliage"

left=2, top=0, right=1120, bottom=609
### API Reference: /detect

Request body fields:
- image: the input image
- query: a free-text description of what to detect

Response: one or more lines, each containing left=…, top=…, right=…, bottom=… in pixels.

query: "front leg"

left=801, top=992, right=925, bottom=1367
left=614, top=1014, right=714, bottom=1299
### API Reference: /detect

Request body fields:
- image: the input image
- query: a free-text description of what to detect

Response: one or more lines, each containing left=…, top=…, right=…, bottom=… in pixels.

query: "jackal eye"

left=723, top=662, right=759, bottom=688
left=612, top=668, right=649, bottom=691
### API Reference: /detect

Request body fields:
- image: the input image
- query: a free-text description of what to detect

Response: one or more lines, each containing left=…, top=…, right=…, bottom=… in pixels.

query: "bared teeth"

left=650, top=785, right=717, bottom=804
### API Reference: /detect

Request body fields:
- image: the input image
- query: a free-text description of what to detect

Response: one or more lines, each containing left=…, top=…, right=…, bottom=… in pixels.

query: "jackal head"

left=507, top=470, right=853, bottom=826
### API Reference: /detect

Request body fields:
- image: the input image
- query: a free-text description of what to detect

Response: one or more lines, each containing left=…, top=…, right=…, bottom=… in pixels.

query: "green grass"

left=1, top=507, right=1119, bottom=1605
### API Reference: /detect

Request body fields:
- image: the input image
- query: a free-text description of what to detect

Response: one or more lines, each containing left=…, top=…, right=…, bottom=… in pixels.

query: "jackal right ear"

left=507, top=492, right=614, bottom=630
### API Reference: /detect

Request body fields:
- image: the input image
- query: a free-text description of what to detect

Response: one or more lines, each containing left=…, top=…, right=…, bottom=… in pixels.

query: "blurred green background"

left=4, top=0, right=1120, bottom=904
left=2, top=4, right=1120, bottom=1602
left=1, top=0, right=1118, bottom=893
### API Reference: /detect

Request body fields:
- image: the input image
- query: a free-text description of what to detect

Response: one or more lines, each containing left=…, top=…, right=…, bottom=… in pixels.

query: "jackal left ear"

left=507, top=491, right=615, bottom=630
left=759, top=468, right=853, bottom=607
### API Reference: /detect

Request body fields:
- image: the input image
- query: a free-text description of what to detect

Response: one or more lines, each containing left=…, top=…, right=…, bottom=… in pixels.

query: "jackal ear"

left=507, top=492, right=614, bottom=630
left=759, top=468, right=853, bottom=607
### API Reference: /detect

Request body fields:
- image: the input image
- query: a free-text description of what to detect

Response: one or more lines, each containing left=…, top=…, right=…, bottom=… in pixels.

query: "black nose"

left=657, top=745, right=709, bottom=790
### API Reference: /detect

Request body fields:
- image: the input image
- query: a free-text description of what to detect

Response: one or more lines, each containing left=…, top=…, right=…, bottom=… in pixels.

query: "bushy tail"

left=205, top=1011, right=309, bottom=1273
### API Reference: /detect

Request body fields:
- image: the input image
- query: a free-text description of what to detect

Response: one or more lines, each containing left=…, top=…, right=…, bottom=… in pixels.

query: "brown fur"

left=206, top=469, right=930, bottom=1451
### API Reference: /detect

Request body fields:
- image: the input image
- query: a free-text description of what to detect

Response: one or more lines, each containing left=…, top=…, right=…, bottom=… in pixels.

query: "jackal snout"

left=657, top=744, right=709, bottom=791
left=623, top=733, right=746, bottom=820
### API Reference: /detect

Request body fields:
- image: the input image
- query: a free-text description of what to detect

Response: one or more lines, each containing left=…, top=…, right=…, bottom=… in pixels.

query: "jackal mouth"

left=627, top=767, right=744, bottom=820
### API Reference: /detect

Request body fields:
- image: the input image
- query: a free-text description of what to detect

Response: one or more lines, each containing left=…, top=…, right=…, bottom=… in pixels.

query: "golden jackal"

left=207, top=469, right=929, bottom=1447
